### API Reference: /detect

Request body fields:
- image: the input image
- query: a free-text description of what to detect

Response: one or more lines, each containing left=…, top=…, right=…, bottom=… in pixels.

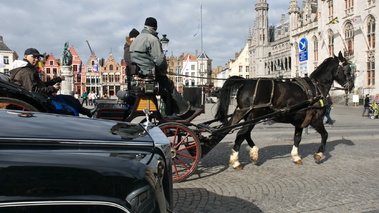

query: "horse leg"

left=245, top=125, right=259, bottom=163
left=291, top=126, right=304, bottom=165
left=312, top=123, right=328, bottom=162
left=230, top=125, right=252, bottom=170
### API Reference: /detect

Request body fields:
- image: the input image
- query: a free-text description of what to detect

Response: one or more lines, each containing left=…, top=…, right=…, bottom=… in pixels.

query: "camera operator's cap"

left=24, top=48, right=43, bottom=57
left=144, top=17, right=157, bottom=29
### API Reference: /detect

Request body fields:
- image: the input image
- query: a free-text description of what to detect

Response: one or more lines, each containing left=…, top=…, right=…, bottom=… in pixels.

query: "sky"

left=0, top=0, right=300, bottom=68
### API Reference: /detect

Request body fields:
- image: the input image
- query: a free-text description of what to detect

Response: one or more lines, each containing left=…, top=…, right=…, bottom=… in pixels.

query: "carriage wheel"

left=159, top=122, right=201, bottom=182
left=0, top=97, right=38, bottom=111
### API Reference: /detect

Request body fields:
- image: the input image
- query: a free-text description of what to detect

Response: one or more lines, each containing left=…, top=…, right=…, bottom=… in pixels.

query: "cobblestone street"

left=172, top=103, right=379, bottom=213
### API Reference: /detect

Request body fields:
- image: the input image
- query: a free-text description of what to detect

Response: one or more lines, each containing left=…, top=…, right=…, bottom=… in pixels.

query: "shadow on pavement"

left=173, top=188, right=262, bottom=213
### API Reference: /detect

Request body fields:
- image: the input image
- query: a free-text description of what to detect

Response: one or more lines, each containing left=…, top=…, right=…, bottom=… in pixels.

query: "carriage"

left=0, top=52, right=354, bottom=182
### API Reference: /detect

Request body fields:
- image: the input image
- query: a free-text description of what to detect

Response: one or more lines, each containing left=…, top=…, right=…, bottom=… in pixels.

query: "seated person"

left=130, top=17, right=194, bottom=119
left=9, top=48, right=95, bottom=117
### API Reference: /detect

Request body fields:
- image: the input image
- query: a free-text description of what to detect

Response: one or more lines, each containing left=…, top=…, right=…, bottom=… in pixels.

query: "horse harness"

left=230, top=77, right=325, bottom=125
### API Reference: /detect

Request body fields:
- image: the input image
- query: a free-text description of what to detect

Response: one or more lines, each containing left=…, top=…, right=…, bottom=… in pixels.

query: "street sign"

left=299, top=61, right=308, bottom=75
left=299, top=38, right=308, bottom=51
left=299, top=50, right=308, bottom=62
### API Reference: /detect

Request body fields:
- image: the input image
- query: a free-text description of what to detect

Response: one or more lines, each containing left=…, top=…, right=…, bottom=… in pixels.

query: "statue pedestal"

left=60, top=66, right=74, bottom=95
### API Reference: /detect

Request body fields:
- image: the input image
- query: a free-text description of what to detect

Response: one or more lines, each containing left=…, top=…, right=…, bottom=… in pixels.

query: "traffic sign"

left=299, top=38, right=308, bottom=51
left=299, top=61, right=308, bottom=75
left=299, top=50, right=308, bottom=62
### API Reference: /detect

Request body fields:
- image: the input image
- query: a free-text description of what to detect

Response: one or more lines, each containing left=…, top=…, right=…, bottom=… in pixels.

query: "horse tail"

left=215, top=76, right=245, bottom=123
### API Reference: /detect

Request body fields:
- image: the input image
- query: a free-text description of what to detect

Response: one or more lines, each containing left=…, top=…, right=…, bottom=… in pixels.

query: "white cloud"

left=0, top=0, right=296, bottom=67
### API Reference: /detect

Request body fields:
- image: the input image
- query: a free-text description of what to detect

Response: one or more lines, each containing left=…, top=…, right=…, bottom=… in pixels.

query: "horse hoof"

left=250, top=156, right=259, bottom=163
left=233, top=165, right=243, bottom=170
left=314, top=153, right=322, bottom=162
left=293, top=159, right=303, bottom=165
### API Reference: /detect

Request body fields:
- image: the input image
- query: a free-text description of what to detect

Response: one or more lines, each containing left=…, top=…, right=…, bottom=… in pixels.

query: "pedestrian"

left=373, top=93, right=379, bottom=104
left=9, top=48, right=96, bottom=117
left=130, top=17, right=194, bottom=119
left=81, top=91, right=88, bottom=106
left=89, top=91, right=97, bottom=106
left=362, top=94, right=370, bottom=117
left=324, top=94, right=334, bottom=125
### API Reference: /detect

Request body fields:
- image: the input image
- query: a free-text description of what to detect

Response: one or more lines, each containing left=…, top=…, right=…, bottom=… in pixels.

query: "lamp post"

left=160, top=34, right=169, bottom=54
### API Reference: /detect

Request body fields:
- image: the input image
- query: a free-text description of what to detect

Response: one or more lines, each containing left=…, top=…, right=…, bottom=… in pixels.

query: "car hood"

left=0, top=110, right=153, bottom=142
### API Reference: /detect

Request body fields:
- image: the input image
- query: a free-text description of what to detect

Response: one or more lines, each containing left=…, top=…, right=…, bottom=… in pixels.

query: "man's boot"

left=157, top=75, right=194, bottom=118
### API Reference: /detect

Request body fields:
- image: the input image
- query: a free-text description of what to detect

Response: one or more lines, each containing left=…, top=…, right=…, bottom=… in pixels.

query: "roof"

left=197, top=51, right=209, bottom=59
left=0, top=36, right=12, bottom=51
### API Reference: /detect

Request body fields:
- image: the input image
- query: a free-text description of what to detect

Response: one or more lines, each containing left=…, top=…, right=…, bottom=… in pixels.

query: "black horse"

left=215, top=52, right=354, bottom=169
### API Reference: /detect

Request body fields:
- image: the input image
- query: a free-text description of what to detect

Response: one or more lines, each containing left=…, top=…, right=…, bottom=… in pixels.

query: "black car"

left=0, top=109, right=173, bottom=213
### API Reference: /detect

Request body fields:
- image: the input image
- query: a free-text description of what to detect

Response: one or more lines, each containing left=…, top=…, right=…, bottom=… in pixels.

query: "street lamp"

left=160, top=34, right=169, bottom=54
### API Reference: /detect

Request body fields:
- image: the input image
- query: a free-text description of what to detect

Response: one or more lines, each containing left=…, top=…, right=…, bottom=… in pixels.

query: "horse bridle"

left=336, top=61, right=353, bottom=90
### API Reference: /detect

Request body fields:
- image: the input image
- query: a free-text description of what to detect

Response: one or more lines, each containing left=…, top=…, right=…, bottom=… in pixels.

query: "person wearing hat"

left=130, top=17, right=194, bottom=119
left=124, top=28, right=140, bottom=86
left=10, top=48, right=95, bottom=117
left=124, top=28, right=139, bottom=68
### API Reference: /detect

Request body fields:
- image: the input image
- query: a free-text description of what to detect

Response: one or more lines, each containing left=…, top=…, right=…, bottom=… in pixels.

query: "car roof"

left=0, top=110, right=153, bottom=143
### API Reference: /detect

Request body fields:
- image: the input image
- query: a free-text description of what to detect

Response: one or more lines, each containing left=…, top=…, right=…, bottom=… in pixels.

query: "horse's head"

left=334, top=51, right=354, bottom=92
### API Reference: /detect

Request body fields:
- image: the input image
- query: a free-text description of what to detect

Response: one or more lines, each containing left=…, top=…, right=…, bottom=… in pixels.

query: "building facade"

left=0, top=36, right=18, bottom=75
left=247, top=0, right=379, bottom=102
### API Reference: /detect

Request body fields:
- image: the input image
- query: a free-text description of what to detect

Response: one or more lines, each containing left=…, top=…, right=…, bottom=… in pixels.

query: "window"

left=46, top=68, right=51, bottom=74
left=367, top=16, right=375, bottom=49
left=49, top=60, right=53, bottom=65
left=3, top=69, right=9, bottom=75
left=239, top=66, right=243, bottom=72
left=53, top=68, right=57, bottom=75
left=246, top=66, right=250, bottom=73
left=115, top=74, right=120, bottom=82
left=368, top=0, right=375, bottom=6
left=313, top=37, right=319, bottom=61
left=344, top=23, right=354, bottom=56
left=344, top=0, right=354, bottom=15
left=367, top=52, right=375, bottom=86
left=73, top=65, right=78, bottom=72
left=3, top=56, right=9, bottom=64
left=328, top=31, right=335, bottom=56
left=191, top=65, right=195, bottom=70
left=110, top=65, right=114, bottom=71
left=328, top=0, right=334, bottom=18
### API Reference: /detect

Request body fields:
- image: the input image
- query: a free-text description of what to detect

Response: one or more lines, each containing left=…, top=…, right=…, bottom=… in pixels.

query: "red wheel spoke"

left=174, top=157, right=191, bottom=170
left=176, top=153, right=196, bottom=159
left=172, top=161, right=180, bottom=178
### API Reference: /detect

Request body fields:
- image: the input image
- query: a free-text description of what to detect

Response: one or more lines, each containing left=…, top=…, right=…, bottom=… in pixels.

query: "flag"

left=78, top=61, right=82, bottom=76
left=351, top=15, right=362, bottom=26
left=180, top=55, right=190, bottom=74
left=37, top=61, right=43, bottom=72
left=328, top=17, right=339, bottom=25
left=92, top=58, right=99, bottom=73
left=0, top=55, right=5, bottom=68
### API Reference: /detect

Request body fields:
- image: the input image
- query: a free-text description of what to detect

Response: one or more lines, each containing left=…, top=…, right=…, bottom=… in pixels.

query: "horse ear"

left=338, top=51, right=344, bottom=61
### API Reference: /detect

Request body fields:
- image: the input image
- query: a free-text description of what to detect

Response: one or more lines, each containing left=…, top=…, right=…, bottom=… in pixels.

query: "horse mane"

left=309, top=57, right=335, bottom=79
left=215, top=76, right=245, bottom=123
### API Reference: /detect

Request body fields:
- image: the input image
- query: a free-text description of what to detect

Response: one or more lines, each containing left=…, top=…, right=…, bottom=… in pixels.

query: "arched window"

left=313, top=36, right=319, bottom=61
left=109, top=65, right=114, bottom=71
left=344, top=22, right=354, bottom=56
left=328, top=31, right=334, bottom=56
left=367, top=16, right=376, bottom=49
